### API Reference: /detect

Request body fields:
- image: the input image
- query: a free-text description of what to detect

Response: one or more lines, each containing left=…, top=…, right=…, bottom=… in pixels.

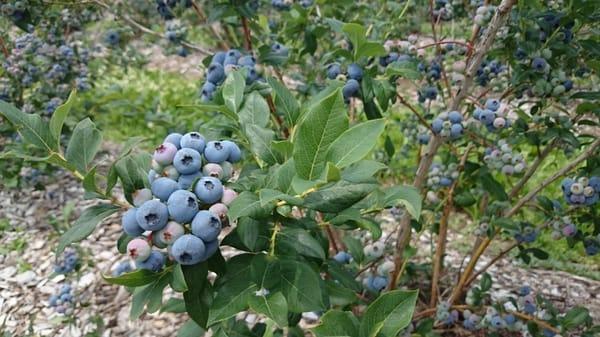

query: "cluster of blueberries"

left=325, top=62, right=363, bottom=102
left=121, top=132, right=240, bottom=270
left=483, top=139, right=526, bottom=175
left=473, top=98, right=511, bottom=131
left=473, top=4, right=495, bottom=26
left=418, top=60, right=444, bottom=82
left=427, top=163, right=459, bottom=189
left=271, top=0, right=313, bottom=10
left=200, top=49, right=268, bottom=102
left=165, top=20, right=189, bottom=57
left=49, top=284, right=76, bottom=315
left=418, top=85, right=438, bottom=103
left=473, top=218, right=491, bottom=237
left=53, top=249, right=78, bottom=274
left=550, top=216, right=577, bottom=240
left=514, top=223, right=539, bottom=244
left=2, top=33, right=91, bottom=115
left=561, top=176, right=599, bottom=206
left=475, top=59, right=507, bottom=87
left=156, top=0, right=192, bottom=20
left=431, top=111, right=464, bottom=139
left=452, top=286, right=558, bottom=334
left=432, top=0, right=454, bottom=21
left=0, top=0, right=28, bottom=22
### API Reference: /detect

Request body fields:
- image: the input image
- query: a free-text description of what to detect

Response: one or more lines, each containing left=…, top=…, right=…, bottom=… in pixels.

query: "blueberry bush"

left=2, top=0, right=600, bottom=336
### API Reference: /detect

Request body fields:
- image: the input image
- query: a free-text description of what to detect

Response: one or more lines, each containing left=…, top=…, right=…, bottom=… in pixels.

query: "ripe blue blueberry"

left=194, top=177, right=224, bottom=204
left=450, top=123, right=463, bottom=138
left=531, top=57, right=547, bottom=72
left=191, top=210, right=222, bottom=242
left=326, top=63, right=341, bottom=80
left=448, top=111, right=462, bottom=123
left=148, top=169, right=160, bottom=184
left=203, top=239, right=220, bottom=260
left=342, top=79, right=360, bottom=99
left=151, top=177, right=179, bottom=202
left=485, top=99, right=500, bottom=111
left=132, top=188, right=153, bottom=207
left=431, top=118, right=443, bottom=133
left=171, top=234, right=206, bottom=265
left=122, top=208, right=145, bottom=236
left=201, top=82, right=216, bottom=102
left=238, top=55, right=256, bottom=67
left=479, top=109, right=495, bottom=125
left=206, top=63, right=225, bottom=84
left=367, top=275, right=388, bottom=292
left=490, top=316, right=506, bottom=329
left=271, top=43, right=289, bottom=57
left=333, top=251, right=352, bottom=264
left=212, top=51, right=226, bottom=64
left=167, top=190, right=199, bottom=223
left=204, top=141, right=231, bottom=163
left=136, top=199, right=169, bottom=231
left=173, top=148, right=202, bottom=174
left=136, top=250, right=165, bottom=272
left=178, top=171, right=202, bottom=190
left=112, top=261, right=133, bottom=276
left=347, top=63, right=363, bottom=81
left=180, top=132, right=206, bottom=153
left=221, top=140, right=241, bottom=163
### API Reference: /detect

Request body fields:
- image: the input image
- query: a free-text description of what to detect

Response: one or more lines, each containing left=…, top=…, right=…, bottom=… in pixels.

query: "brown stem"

left=388, top=0, right=516, bottom=292
left=266, top=95, right=289, bottom=138
left=397, top=95, right=434, bottom=133
left=464, top=242, right=517, bottom=286
left=241, top=16, right=252, bottom=51
left=0, top=35, right=10, bottom=58
left=429, top=0, right=453, bottom=101
left=430, top=144, right=473, bottom=307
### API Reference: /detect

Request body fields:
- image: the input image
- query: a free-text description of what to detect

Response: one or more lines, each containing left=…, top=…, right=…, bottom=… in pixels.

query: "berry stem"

left=397, top=94, right=434, bottom=134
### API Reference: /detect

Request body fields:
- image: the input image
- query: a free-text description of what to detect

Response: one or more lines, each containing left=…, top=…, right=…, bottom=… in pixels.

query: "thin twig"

left=397, top=95, right=434, bottom=133
left=241, top=16, right=252, bottom=51
left=0, top=36, right=9, bottom=58
left=190, top=1, right=229, bottom=50
left=430, top=144, right=473, bottom=307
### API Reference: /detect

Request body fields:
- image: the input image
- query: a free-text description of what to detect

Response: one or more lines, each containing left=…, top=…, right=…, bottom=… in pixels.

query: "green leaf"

left=382, top=186, right=422, bottom=219
left=49, top=90, right=77, bottom=148
left=304, top=181, right=377, bottom=213
left=326, top=119, right=385, bottom=169
left=235, top=217, right=270, bottom=252
left=312, top=310, right=359, bottom=337
left=341, top=160, right=387, bottom=183
left=480, top=273, right=492, bottom=292
left=162, top=298, right=187, bottom=313
left=293, top=89, right=348, bottom=180
left=182, top=263, right=212, bottom=328
left=267, top=77, right=300, bottom=126
left=385, top=61, right=421, bottom=80
left=228, top=191, right=272, bottom=220
left=249, top=292, right=288, bottom=328
left=177, top=320, right=205, bottom=337
left=83, top=167, right=106, bottom=199
left=252, top=255, right=326, bottom=313
left=208, top=256, right=257, bottom=325
left=479, top=171, right=508, bottom=201
left=359, top=290, right=418, bottom=337
left=329, top=209, right=382, bottom=240
left=277, top=227, right=326, bottom=260
left=102, top=269, right=162, bottom=287
left=114, top=153, right=152, bottom=204
left=239, top=92, right=270, bottom=128
left=0, top=99, right=57, bottom=152
left=57, top=204, right=120, bottom=254
left=65, top=118, right=102, bottom=174
left=325, top=280, right=358, bottom=307
left=357, top=42, right=386, bottom=59
left=561, top=307, right=591, bottom=330
left=245, top=124, right=280, bottom=165
left=570, top=91, right=600, bottom=100
left=259, top=189, right=303, bottom=207
left=171, top=264, right=188, bottom=292
left=131, top=273, right=170, bottom=319
left=222, top=71, right=246, bottom=113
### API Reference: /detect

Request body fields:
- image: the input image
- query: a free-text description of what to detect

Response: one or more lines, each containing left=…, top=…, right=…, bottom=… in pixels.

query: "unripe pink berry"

left=202, top=163, right=223, bottom=179
left=153, top=143, right=178, bottom=166
left=132, top=188, right=152, bottom=207
left=209, top=203, right=229, bottom=222
left=127, top=238, right=152, bottom=262
left=155, top=221, right=185, bottom=246
left=221, top=188, right=238, bottom=205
